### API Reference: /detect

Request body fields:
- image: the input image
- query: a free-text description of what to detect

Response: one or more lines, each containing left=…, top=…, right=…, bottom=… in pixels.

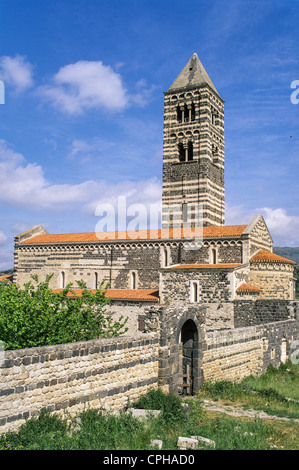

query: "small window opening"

left=212, top=144, right=218, bottom=155
left=177, top=106, right=182, bottom=123
left=178, top=142, right=185, bottom=162
left=191, top=103, right=195, bottom=121
left=131, top=271, right=137, bottom=289
left=163, top=248, right=168, bottom=267
left=138, top=318, right=145, bottom=332
left=212, top=248, right=217, bottom=264
left=187, top=141, right=193, bottom=161
left=95, top=272, right=98, bottom=289
left=184, top=104, right=189, bottom=122
left=61, top=271, right=65, bottom=289
left=212, top=112, right=218, bottom=126
left=191, top=282, right=198, bottom=303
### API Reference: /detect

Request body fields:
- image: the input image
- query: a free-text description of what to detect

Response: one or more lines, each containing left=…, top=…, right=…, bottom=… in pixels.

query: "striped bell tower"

left=162, top=53, right=225, bottom=228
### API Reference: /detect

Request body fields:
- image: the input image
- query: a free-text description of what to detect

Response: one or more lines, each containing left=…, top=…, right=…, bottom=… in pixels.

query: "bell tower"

left=161, top=53, right=225, bottom=228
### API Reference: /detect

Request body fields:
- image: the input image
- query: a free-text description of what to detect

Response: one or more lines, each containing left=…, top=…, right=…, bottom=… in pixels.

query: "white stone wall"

left=0, top=333, right=159, bottom=434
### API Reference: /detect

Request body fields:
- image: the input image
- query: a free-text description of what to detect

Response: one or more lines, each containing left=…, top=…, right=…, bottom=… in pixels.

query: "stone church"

left=13, top=53, right=298, bottom=395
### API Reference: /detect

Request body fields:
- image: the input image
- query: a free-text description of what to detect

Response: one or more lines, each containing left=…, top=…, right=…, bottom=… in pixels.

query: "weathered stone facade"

left=162, top=53, right=225, bottom=227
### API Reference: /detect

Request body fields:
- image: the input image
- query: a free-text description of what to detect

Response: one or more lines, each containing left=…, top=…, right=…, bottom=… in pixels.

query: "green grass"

left=0, top=402, right=276, bottom=451
left=242, top=361, right=299, bottom=401
left=199, top=361, right=299, bottom=421
left=0, top=363, right=298, bottom=450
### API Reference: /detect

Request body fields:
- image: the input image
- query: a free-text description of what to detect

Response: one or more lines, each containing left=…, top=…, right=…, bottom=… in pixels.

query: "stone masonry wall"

left=0, top=333, right=159, bottom=434
left=14, top=238, right=245, bottom=290
left=234, top=299, right=298, bottom=327
left=249, top=262, right=295, bottom=300
left=203, top=320, right=297, bottom=382
left=159, top=267, right=236, bottom=331
left=107, top=300, right=156, bottom=335
left=142, top=302, right=298, bottom=394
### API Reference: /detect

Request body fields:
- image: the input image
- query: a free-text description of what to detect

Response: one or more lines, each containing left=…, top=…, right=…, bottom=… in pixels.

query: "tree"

left=0, top=274, right=128, bottom=350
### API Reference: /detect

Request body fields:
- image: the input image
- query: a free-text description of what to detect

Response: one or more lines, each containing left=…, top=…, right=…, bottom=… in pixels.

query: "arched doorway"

left=178, top=319, right=198, bottom=396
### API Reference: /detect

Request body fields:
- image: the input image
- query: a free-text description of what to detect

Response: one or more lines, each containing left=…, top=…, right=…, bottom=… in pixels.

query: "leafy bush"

left=0, top=411, right=69, bottom=450
left=74, top=408, right=151, bottom=450
left=0, top=274, right=128, bottom=350
left=135, top=388, right=186, bottom=425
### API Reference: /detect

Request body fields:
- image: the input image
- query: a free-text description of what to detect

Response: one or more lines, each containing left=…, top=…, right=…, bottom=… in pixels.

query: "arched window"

left=212, top=144, right=218, bottom=155
left=211, top=248, right=217, bottom=264
left=184, top=104, right=189, bottom=122
left=94, top=272, right=98, bottom=289
left=131, top=271, right=137, bottom=289
left=191, top=103, right=196, bottom=121
left=191, top=281, right=199, bottom=303
left=163, top=247, right=168, bottom=267
left=178, top=142, right=185, bottom=162
left=177, top=106, right=182, bottom=123
left=61, top=271, right=65, bottom=289
left=187, top=141, right=193, bottom=161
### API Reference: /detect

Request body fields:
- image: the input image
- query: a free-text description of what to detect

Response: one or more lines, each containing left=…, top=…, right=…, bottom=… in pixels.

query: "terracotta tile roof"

left=21, top=225, right=248, bottom=245
left=236, top=283, right=262, bottom=293
left=52, top=288, right=159, bottom=302
left=169, top=263, right=241, bottom=270
left=202, top=225, right=247, bottom=238
left=250, top=250, right=296, bottom=265
left=0, top=274, right=13, bottom=282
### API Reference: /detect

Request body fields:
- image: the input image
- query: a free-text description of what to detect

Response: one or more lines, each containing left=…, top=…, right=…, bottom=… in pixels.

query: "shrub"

left=0, top=275, right=128, bottom=350
left=135, top=388, right=186, bottom=426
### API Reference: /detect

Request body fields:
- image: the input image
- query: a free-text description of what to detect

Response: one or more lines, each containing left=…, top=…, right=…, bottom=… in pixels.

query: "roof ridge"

left=21, top=224, right=248, bottom=244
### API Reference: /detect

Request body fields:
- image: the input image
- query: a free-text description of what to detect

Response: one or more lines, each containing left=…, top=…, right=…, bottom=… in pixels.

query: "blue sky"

left=0, top=0, right=299, bottom=269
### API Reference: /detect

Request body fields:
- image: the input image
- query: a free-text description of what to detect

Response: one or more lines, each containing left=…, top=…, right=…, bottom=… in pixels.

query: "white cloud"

left=0, top=140, right=162, bottom=216
left=226, top=203, right=299, bottom=246
left=0, top=55, right=34, bottom=92
left=68, top=138, right=114, bottom=161
left=0, top=231, right=7, bottom=245
left=257, top=207, right=299, bottom=247
left=37, top=60, right=128, bottom=114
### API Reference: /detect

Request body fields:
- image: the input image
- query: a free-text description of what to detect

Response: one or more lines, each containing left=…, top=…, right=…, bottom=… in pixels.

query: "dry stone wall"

left=0, top=333, right=159, bottom=434
left=203, top=320, right=298, bottom=382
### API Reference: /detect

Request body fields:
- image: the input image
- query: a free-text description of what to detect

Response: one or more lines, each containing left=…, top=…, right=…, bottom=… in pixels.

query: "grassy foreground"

left=0, top=361, right=298, bottom=451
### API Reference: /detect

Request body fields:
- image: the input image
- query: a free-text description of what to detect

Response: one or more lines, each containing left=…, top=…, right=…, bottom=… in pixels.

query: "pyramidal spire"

left=167, top=52, right=219, bottom=95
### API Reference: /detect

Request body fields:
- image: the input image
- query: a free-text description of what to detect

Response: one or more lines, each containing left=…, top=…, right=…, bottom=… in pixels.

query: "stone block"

left=177, top=436, right=198, bottom=450
left=150, top=439, right=163, bottom=450
left=126, top=408, right=161, bottom=420
left=191, top=435, right=216, bottom=448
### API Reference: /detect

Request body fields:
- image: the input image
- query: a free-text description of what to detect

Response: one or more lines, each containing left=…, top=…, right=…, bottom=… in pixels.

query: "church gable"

left=243, top=215, right=273, bottom=256
left=14, top=225, right=48, bottom=244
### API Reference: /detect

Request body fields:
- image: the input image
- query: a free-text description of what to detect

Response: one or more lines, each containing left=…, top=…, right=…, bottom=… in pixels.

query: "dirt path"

left=201, top=399, right=299, bottom=423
